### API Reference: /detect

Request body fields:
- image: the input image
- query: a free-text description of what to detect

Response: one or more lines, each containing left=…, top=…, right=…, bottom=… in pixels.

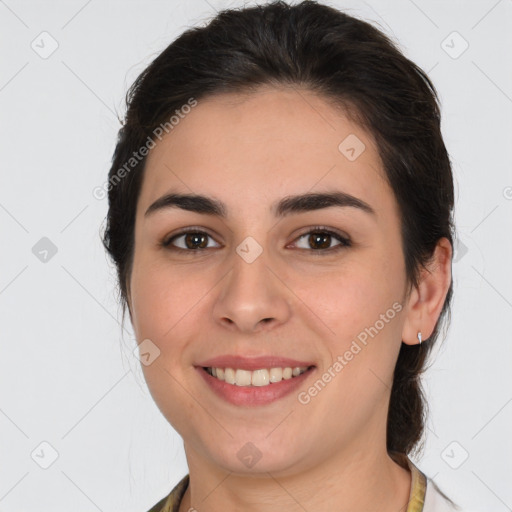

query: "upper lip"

left=196, top=355, right=315, bottom=371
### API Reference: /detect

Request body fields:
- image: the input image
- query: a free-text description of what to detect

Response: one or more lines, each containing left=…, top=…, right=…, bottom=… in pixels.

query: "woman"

left=102, top=1, right=472, bottom=510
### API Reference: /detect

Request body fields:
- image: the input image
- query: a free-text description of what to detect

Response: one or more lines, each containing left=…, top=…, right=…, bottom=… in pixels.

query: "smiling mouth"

left=202, top=365, right=315, bottom=387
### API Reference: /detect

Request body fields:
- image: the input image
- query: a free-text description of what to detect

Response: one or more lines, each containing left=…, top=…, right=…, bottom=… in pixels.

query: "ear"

left=401, top=237, right=453, bottom=346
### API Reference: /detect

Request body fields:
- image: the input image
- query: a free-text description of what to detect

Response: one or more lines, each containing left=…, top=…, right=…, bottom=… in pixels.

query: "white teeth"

left=235, top=369, right=252, bottom=386
left=283, top=367, right=293, bottom=379
left=251, top=369, right=269, bottom=387
left=206, top=366, right=309, bottom=386
left=224, top=368, right=235, bottom=384
left=269, top=367, right=282, bottom=383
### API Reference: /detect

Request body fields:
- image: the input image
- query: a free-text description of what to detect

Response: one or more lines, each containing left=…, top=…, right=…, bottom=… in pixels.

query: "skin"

left=127, top=85, right=452, bottom=512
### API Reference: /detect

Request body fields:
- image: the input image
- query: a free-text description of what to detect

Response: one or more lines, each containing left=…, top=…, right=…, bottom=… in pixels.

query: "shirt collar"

left=151, top=455, right=427, bottom=512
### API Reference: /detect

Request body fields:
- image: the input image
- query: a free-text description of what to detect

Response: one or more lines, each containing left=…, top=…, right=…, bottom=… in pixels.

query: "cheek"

left=297, top=263, right=397, bottom=343
left=300, top=255, right=405, bottom=382
left=305, top=268, right=403, bottom=426
left=129, top=260, right=209, bottom=430
left=130, top=257, right=210, bottom=342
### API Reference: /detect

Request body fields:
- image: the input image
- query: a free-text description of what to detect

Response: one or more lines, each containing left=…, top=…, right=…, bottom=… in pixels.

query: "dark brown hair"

left=102, top=0, right=455, bottom=458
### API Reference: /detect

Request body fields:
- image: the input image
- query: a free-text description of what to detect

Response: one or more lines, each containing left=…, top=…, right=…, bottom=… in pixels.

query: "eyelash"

left=161, top=225, right=351, bottom=255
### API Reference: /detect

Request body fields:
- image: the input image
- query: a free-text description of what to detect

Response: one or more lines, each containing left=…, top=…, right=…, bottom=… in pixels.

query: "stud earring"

left=417, top=331, right=422, bottom=345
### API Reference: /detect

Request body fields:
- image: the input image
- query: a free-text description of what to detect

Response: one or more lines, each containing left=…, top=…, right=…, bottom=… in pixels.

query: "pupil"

left=186, top=233, right=207, bottom=249
left=310, top=233, right=330, bottom=249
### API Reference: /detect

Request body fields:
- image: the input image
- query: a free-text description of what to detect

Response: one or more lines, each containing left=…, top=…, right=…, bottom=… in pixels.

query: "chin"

left=200, top=436, right=306, bottom=475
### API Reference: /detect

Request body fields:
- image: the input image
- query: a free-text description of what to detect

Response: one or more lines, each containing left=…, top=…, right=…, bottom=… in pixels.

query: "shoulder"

left=403, top=455, right=482, bottom=512
left=145, top=474, right=190, bottom=512
left=423, top=477, right=482, bottom=512
left=146, top=495, right=169, bottom=512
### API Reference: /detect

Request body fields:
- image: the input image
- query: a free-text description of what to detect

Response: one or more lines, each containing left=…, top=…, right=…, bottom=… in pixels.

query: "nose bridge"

left=234, top=238, right=271, bottom=291
left=227, top=236, right=274, bottom=303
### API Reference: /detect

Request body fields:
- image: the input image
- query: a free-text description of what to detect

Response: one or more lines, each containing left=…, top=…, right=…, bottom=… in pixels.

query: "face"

left=128, top=86, right=412, bottom=476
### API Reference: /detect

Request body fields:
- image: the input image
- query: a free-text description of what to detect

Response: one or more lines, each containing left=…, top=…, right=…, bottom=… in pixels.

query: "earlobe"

left=401, top=237, right=453, bottom=346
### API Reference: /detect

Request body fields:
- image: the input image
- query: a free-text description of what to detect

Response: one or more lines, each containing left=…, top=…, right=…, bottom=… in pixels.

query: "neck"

left=178, top=443, right=412, bottom=512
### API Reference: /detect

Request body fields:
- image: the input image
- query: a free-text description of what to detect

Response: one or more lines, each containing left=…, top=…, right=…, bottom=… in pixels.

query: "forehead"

left=139, top=86, right=393, bottom=220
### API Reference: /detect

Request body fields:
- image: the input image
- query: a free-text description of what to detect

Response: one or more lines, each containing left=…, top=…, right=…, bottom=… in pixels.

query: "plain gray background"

left=1, top=0, right=511, bottom=510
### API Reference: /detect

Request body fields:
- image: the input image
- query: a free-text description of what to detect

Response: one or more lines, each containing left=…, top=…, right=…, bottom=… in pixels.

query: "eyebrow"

left=144, top=190, right=376, bottom=219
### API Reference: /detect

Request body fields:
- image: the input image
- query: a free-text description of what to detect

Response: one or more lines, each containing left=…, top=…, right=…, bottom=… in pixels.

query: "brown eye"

left=292, top=227, right=351, bottom=254
left=183, top=232, right=208, bottom=249
left=161, top=226, right=351, bottom=255
left=162, top=230, right=220, bottom=251
left=307, top=232, right=332, bottom=250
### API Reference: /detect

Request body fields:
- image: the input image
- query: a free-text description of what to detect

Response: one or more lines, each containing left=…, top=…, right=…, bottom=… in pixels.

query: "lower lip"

left=196, top=366, right=315, bottom=406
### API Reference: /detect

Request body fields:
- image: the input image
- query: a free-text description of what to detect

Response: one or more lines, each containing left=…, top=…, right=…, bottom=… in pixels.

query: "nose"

left=212, top=248, right=292, bottom=333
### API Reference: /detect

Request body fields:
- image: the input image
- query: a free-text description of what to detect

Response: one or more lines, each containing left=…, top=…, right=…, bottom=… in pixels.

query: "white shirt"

left=406, top=456, right=480, bottom=512
left=424, top=478, right=461, bottom=511
left=423, top=474, right=482, bottom=512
